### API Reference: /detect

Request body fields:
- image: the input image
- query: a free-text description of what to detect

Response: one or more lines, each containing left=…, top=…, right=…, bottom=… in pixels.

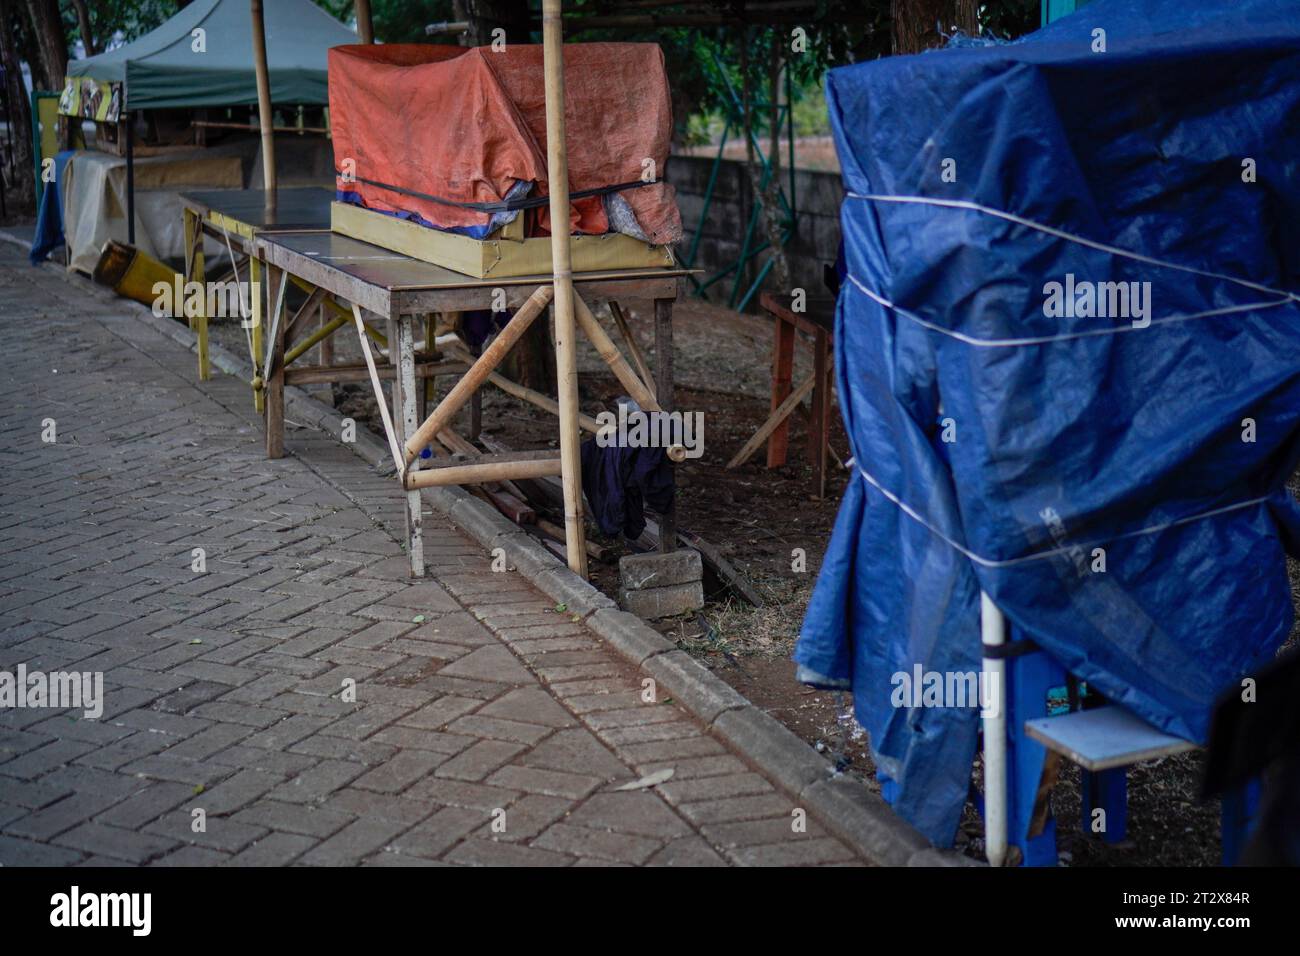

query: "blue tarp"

left=29, top=151, right=75, bottom=265
left=795, top=0, right=1300, bottom=846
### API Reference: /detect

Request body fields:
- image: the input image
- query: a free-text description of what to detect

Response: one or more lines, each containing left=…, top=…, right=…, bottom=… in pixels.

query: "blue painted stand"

left=1003, top=648, right=1066, bottom=866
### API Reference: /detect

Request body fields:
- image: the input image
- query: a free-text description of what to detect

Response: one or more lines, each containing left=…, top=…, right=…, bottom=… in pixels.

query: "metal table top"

left=256, top=229, right=687, bottom=316
left=180, top=187, right=335, bottom=232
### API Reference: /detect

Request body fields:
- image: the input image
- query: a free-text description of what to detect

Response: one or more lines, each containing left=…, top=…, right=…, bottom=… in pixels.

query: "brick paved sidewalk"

left=0, top=243, right=866, bottom=866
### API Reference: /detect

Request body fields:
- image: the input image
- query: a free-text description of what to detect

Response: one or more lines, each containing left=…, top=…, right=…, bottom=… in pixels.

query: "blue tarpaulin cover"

left=795, top=0, right=1300, bottom=845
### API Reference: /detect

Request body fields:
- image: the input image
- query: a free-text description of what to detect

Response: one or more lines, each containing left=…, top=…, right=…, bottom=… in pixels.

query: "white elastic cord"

left=848, top=274, right=1292, bottom=347
left=847, top=458, right=1270, bottom=569
left=847, top=193, right=1300, bottom=305
left=219, top=223, right=257, bottom=366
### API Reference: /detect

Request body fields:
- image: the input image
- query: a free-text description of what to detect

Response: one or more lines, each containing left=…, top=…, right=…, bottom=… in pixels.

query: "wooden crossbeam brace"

left=350, top=303, right=407, bottom=476
left=404, top=451, right=563, bottom=490
left=609, top=300, right=656, bottom=401
left=284, top=359, right=467, bottom=386
left=284, top=286, right=328, bottom=349
left=573, top=292, right=659, bottom=412
left=403, top=284, right=554, bottom=465
left=443, top=340, right=602, bottom=433
left=284, top=314, right=349, bottom=366
left=726, top=370, right=817, bottom=469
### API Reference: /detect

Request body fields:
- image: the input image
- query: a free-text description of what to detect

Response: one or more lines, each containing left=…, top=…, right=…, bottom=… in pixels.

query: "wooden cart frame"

left=254, top=229, right=687, bottom=580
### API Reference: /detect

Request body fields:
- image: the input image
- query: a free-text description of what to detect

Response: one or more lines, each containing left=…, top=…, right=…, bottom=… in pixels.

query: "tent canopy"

left=67, top=0, right=355, bottom=110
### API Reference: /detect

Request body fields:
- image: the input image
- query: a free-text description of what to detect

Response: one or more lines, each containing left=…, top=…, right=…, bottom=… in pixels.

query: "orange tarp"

left=328, top=43, right=682, bottom=245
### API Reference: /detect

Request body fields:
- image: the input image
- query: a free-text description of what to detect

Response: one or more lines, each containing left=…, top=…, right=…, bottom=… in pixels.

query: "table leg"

left=655, top=298, right=676, bottom=552
left=318, top=298, right=333, bottom=367
left=809, top=326, right=830, bottom=499
left=251, top=255, right=265, bottom=413
left=265, top=265, right=287, bottom=459
left=421, top=314, right=434, bottom=421
left=392, top=313, right=425, bottom=578
left=767, top=311, right=795, bottom=468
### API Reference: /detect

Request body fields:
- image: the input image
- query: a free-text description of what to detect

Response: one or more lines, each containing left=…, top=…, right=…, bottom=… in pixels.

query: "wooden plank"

left=393, top=314, right=425, bottom=577
left=264, top=266, right=287, bottom=459
left=727, top=372, right=816, bottom=469
left=809, top=326, right=831, bottom=499
left=767, top=311, right=796, bottom=468
left=331, top=201, right=674, bottom=280
left=654, top=298, right=676, bottom=552
left=1023, top=706, right=1197, bottom=772
left=284, top=359, right=466, bottom=386
left=398, top=275, right=679, bottom=315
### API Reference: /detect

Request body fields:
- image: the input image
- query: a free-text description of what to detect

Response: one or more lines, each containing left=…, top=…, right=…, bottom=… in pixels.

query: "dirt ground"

left=207, top=289, right=1298, bottom=868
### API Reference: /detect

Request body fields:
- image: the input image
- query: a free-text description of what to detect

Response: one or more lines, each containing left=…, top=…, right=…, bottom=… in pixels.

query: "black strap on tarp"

left=340, top=175, right=661, bottom=214
left=981, top=638, right=1040, bottom=660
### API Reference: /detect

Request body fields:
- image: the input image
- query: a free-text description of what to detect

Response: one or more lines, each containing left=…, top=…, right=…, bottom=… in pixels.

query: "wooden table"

left=179, top=187, right=334, bottom=397
left=256, top=229, right=687, bottom=578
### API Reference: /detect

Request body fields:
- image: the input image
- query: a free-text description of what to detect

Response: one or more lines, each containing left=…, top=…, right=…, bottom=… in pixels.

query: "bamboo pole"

left=542, top=0, right=589, bottom=577
left=405, top=455, right=563, bottom=490
left=573, top=292, right=659, bottom=411
left=443, top=341, right=602, bottom=433
left=250, top=0, right=276, bottom=214
left=608, top=301, right=656, bottom=401
left=355, top=0, right=374, bottom=43
left=402, top=285, right=554, bottom=463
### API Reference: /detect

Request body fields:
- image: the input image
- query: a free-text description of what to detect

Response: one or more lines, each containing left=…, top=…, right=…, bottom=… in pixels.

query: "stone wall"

left=665, top=155, right=844, bottom=309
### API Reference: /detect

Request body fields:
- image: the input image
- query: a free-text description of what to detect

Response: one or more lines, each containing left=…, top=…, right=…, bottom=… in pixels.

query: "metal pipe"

left=125, top=113, right=135, bottom=244
left=981, top=590, right=1009, bottom=867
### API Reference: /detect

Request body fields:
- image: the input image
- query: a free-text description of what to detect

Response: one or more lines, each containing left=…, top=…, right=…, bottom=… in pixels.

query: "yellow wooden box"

left=330, top=202, right=675, bottom=279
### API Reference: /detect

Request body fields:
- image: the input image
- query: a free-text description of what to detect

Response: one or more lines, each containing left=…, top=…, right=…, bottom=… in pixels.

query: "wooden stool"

left=727, top=291, right=836, bottom=498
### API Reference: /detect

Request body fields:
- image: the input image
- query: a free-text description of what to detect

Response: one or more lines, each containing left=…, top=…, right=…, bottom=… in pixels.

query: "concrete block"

left=619, top=550, right=702, bottom=591
left=618, top=580, right=704, bottom=619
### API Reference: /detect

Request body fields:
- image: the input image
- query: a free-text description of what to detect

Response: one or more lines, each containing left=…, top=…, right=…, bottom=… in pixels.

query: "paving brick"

left=0, top=246, right=876, bottom=869
left=297, top=817, right=411, bottom=866
left=724, top=836, right=857, bottom=867
left=533, top=822, right=660, bottom=864
left=352, top=750, right=447, bottom=793
left=443, top=838, right=573, bottom=867
left=270, top=759, right=366, bottom=803
left=231, top=800, right=354, bottom=838
left=434, top=740, right=525, bottom=782
left=224, top=831, right=317, bottom=866
left=566, top=791, right=693, bottom=840
left=53, top=822, right=179, bottom=864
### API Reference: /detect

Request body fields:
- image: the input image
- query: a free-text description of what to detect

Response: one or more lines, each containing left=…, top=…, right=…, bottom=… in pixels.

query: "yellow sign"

left=58, top=76, right=122, bottom=123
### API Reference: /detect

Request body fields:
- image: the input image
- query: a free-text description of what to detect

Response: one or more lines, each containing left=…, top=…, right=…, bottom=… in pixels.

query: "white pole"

left=981, top=590, right=1009, bottom=867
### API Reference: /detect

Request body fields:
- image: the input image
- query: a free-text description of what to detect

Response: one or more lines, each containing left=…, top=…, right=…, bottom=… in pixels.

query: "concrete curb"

left=33, top=248, right=964, bottom=867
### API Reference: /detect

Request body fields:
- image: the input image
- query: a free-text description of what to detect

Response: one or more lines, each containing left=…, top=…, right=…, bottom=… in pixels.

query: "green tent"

left=66, top=0, right=356, bottom=110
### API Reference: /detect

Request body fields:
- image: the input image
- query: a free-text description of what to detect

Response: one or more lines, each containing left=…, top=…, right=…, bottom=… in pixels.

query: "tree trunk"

left=0, top=0, right=36, bottom=209
left=24, top=0, right=67, bottom=91
left=70, top=0, right=95, bottom=56
left=740, top=30, right=790, bottom=303
left=891, top=0, right=979, bottom=55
